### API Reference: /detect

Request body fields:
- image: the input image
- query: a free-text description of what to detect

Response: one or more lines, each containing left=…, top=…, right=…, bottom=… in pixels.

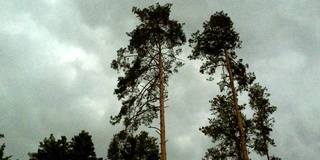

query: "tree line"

left=1, top=3, right=280, bottom=160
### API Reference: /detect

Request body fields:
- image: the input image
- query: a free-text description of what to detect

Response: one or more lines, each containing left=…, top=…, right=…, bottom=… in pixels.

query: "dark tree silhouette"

left=110, top=3, right=186, bottom=160
left=0, top=134, right=12, bottom=160
left=189, top=11, right=255, bottom=160
left=107, top=130, right=159, bottom=160
left=249, top=83, right=280, bottom=160
left=70, top=130, right=102, bottom=160
left=200, top=87, right=253, bottom=159
left=28, top=131, right=102, bottom=160
left=28, top=134, right=70, bottom=160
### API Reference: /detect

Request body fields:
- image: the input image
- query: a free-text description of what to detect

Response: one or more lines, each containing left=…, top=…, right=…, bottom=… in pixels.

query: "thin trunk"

left=260, top=119, right=270, bottom=160
left=259, top=109, right=270, bottom=160
left=264, top=135, right=270, bottom=160
left=233, top=131, right=242, bottom=160
left=159, top=45, right=166, bottom=160
left=224, top=49, right=249, bottom=160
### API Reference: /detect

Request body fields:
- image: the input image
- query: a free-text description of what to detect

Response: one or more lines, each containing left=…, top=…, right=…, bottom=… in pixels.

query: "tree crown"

left=110, top=3, right=186, bottom=131
left=188, top=11, right=255, bottom=92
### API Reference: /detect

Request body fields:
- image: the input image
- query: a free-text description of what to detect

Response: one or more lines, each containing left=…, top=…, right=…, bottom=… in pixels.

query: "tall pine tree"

left=189, top=11, right=255, bottom=160
left=110, top=3, right=186, bottom=160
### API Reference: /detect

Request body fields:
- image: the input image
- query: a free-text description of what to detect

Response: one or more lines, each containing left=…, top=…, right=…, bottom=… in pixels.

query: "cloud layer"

left=1, top=1, right=320, bottom=159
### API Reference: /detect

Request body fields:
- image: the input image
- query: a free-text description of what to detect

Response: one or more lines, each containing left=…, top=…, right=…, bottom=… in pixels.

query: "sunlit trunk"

left=224, top=49, right=249, bottom=160
left=159, top=44, right=166, bottom=160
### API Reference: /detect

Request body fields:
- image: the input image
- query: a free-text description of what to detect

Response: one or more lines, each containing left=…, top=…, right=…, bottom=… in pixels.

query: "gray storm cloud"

left=1, top=0, right=319, bottom=159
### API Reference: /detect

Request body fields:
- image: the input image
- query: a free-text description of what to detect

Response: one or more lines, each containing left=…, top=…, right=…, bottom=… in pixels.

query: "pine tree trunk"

left=159, top=45, right=167, bottom=160
left=265, top=137, right=270, bottom=160
left=224, top=49, right=249, bottom=160
left=262, top=122, right=270, bottom=160
left=259, top=110, right=270, bottom=160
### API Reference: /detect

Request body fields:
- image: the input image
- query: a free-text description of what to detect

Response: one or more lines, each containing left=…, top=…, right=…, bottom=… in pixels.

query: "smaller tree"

left=28, top=131, right=102, bottom=160
left=0, top=134, right=12, bottom=160
left=107, top=130, right=160, bottom=160
left=249, top=83, right=280, bottom=160
left=28, top=134, right=70, bottom=160
left=70, top=130, right=102, bottom=160
left=200, top=94, right=252, bottom=160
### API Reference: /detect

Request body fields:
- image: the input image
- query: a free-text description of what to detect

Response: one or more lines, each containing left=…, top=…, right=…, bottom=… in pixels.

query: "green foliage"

left=189, top=11, right=241, bottom=61
left=249, top=83, right=280, bottom=159
left=270, top=156, right=281, bottom=160
left=188, top=11, right=255, bottom=91
left=0, top=134, right=12, bottom=160
left=200, top=81, right=281, bottom=160
left=110, top=3, right=186, bottom=131
left=107, top=130, right=160, bottom=160
left=190, top=11, right=279, bottom=159
left=70, top=130, right=101, bottom=160
left=28, top=131, right=102, bottom=160
left=0, top=144, right=11, bottom=160
left=200, top=94, right=252, bottom=160
left=189, top=10, right=253, bottom=160
left=28, top=134, right=70, bottom=160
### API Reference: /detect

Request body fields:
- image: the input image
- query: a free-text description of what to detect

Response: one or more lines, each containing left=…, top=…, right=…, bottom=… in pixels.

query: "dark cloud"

left=1, top=1, right=320, bottom=159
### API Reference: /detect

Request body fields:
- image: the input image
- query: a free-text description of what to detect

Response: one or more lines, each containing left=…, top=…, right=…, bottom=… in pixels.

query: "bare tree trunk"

left=159, top=46, right=167, bottom=160
left=224, top=49, right=249, bottom=160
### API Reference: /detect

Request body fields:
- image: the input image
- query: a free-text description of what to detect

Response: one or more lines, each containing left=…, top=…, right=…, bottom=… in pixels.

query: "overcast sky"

left=1, top=0, right=320, bottom=159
